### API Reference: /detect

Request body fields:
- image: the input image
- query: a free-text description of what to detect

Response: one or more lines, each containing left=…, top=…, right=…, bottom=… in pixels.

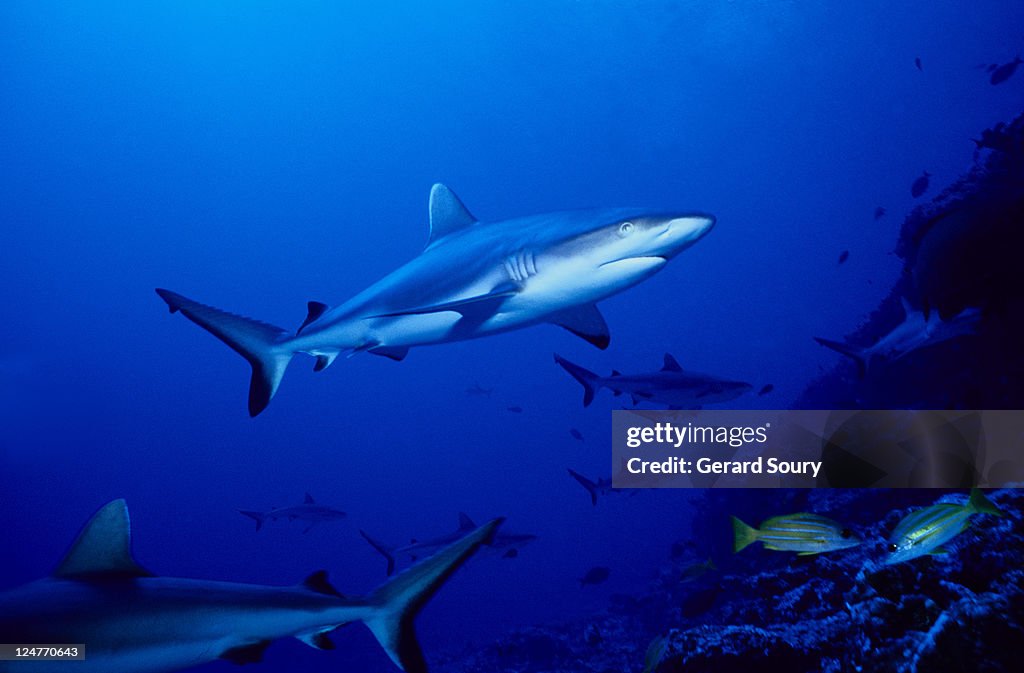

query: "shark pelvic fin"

left=365, top=518, right=502, bottom=673
left=662, top=354, right=683, bottom=372
left=55, top=499, right=152, bottom=580
left=548, top=303, right=610, bottom=350
left=297, top=301, right=329, bottom=335
left=427, top=183, right=477, bottom=249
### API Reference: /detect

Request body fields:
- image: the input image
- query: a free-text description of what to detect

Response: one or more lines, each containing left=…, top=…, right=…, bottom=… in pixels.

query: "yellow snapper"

left=732, top=513, right=861, bottom=555
left=885, top=488, right=1002, bottom=565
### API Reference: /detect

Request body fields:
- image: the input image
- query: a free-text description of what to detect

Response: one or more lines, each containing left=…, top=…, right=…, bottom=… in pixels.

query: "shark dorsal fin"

left=302, top=570, right=344, bottom=598
left=427, top=184, right=477, bottom=248
left=662, top=354, right=683, bottom=372
left=458, top=512, right=476, bottom=530
left=55, top=499, right=152, bottom=579
left=304, top=493, right=315, bottom=504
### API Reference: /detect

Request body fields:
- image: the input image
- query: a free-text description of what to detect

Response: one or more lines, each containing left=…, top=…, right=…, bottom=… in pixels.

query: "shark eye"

left=618, top=221, right=635, bottom=237
left=889, top=543, right=899, bottom=552
left=840, top=529, right=852, bottom=539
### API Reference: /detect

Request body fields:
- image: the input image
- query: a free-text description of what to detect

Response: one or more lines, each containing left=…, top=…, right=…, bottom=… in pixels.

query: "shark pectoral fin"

left=297, top=301, right=329, bottom=335
left=368, top=345, right=410, bottom=361
left=427, top=183, right=477, bottom=249
left=365, top=519, right=503, bottom=673
left=297, top=631, right=336, bottom=651
left=547, top=303, right=610, bottom=350
left=220, top=641, right=272, bottom=665
left=55, top=499, right=152, bottom=580
left=370, top=287, right=517, bottom=320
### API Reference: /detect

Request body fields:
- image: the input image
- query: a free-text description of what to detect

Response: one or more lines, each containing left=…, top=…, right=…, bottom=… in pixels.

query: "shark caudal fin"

left=813, top=337, right=868, bottom=379
left=156, top=289, right=293, bottom=416
left=553, top=354, right=601, bottom=407
left=360, top=530, right=398, bottom=577
left=239, top=510, right=266, bottom=531
left=365, top=518, right=502, bottom=673
left=567, top=468, right=600, bottom=506
left=731, top=516, right=760, bottom=553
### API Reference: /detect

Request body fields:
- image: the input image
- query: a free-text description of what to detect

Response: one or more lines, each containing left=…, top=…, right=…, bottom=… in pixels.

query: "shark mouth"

left=599, top=255, right=667, bottom=268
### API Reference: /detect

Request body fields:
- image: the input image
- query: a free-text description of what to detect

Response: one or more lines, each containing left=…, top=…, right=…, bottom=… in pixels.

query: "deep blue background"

left=2, top=1, right=1022, bottom=670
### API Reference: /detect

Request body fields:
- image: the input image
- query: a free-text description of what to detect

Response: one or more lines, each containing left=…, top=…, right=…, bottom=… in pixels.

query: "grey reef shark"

left=554, top=352, right=752, bottom=409
left=0, top=499, right=501, bottom=673
left=814, top=298, right=982, bottom=378
left=361, top=512, right=537, bottom=576
left=238, top=492, right=347, bottom=534
left=156, top=184, right=715, bottom=415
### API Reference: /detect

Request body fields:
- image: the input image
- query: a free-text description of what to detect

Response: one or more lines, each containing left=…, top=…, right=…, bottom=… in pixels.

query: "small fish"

left=911, top=171, right=931, bottom=198
left=465, top=382, right=493, bottom=397
left=874, top=206, right=886, bottom=220
left=579, top=566, right=610, bottom=587
left=885, top=488, right=1002, bottom=565
left=570, top=428, right=584, bottom=441
left=507, top=405, right=523, bottom=413
left=679, top=557, right=717, bottom=583
left=642, top=635, right=668, bottom=673
left=757, top=384, right=774, bottom=396
left=914, top=57, right=922, bottom=71
left=732, top=513, right=861, bottom=555
left=838, top=250, right=849, bottom=265
left=990, top=56, right=1022, bottom=85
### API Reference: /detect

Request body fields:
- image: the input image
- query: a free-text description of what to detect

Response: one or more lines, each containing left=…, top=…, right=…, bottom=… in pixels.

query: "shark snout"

left=656, top=214, right=715, bottom=256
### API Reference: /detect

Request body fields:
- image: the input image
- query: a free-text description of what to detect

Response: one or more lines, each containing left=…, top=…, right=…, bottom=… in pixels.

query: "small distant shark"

left=361, top=513, right=537, bottom=576
left=239, top=493, right=347, bottom=533
left=554, top=353, right=752, bottom=409
left=465, top=382, right=493, bottom=397
left=157, top=184, right=715, bottom=415
left=0, top=499, right=500, bottom=673
left=814, top=298, right=982, bottom=378
left=567, top=468, right=619, bottom=505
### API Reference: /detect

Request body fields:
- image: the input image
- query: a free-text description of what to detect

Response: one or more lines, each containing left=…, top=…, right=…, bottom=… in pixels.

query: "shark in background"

left=814, top=298, right=982, bottom=378
left=0, top=499, right=500, bottom=673
left=361, top=513, right=536, bottom=576
left=157, top=184, right=715, bottom=415
left=238, top=492, right=347, bottom=534
left=554, top=353, right=752, bottom=409
left=567, top=468, right=621, bottom=506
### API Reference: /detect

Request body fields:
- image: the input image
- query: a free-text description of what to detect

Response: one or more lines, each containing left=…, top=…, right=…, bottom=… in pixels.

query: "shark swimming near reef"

left=0, top=499, right=501, bottom=673
left=554, top=353, right=752, bottom=409
left=238, top=492, right=347, bottom=533
left=814, top=298, right=982, bottom=378
left=361, top=513, right=536, bottom=576
left=157, top=184, right=715, bottom=415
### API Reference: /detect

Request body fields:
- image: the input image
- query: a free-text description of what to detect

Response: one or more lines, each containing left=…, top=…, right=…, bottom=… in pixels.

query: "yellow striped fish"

left=885, top=488, right=1002, bottom=565
left=732, top=513, right=861, bottom=555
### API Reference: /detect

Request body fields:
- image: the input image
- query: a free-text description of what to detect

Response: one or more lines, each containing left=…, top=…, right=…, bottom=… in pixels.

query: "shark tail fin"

left=731, top=516, right=759, bottom=553
left=567, top=468, right=599, bottom=506
left=967, top=488, right=1002, bottom=516
left=360, top=530, right=398, bottom=577
left=238, top=510, right=266, bottom=531
left=813, top=337, right=868, bottom=379
left=156, top=289, right=294, bottom=416
left=553, top=353, right=600, bottom=407
left=365, top=518, right=502, bottom=673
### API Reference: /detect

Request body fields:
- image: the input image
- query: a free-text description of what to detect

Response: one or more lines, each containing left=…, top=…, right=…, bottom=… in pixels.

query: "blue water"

left=2, top=1, right=1022, bottom=671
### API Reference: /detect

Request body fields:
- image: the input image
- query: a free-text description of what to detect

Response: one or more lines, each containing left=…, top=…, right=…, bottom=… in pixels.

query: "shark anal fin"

left=370, top=287, right=517, bottom=320
left=302, top=570, right=344, bottom=597
left=220, top=641, right=271, bottom=665
left=369, top=345, right=410, bottom=361
left=547, top=303, right=610, bottom=350
left=297, top=301, right=329, bottom=334
left=55, top=499, right=152, bottom=580
left=427, top=184, right=477, bottom=249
